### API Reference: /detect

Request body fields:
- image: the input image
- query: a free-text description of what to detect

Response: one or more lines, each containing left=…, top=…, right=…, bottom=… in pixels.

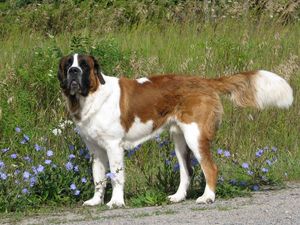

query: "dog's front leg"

left=83, top=148, right=108, bottom=206
left=105, top=141, right=125, bottom=208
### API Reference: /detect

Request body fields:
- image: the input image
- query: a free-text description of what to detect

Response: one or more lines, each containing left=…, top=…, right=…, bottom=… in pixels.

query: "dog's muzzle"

left=68, top=67, right=82, bottom=95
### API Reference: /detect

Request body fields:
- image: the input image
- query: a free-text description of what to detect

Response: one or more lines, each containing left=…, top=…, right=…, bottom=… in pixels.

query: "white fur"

left=196, top=185, right=215, bottom=204
left=136, top=77, right=151, bottom=84
left=168, top=126, right=191, bottom=203
left=68, top=53, right=82, bottom=74
left=254, top=70, right=293, bottom=109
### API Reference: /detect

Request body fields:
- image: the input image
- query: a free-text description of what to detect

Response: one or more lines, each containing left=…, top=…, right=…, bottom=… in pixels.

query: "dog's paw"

left=196, top=193, right=215, bottom=204
left=168, top=193, right=186, bottom=203
left=106, top=199, right=125, bottom=209
left=83, top=197, right=102, bottom=206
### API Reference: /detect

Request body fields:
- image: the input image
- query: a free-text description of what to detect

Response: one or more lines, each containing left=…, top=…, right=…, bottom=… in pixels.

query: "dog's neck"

left=65, top=74, right=117, bottom=122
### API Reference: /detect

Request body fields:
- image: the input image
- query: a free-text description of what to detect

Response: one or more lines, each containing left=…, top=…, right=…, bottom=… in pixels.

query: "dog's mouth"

left=69, top=80, right=81, bottom=95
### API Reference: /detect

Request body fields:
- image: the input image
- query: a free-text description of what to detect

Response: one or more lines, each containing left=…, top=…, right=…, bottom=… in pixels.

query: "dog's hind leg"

left=168, top=125, right=193, bottom=203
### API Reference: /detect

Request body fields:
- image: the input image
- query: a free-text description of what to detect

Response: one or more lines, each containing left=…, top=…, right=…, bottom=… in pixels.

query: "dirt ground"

left=1, top=182, right=300, bottom=225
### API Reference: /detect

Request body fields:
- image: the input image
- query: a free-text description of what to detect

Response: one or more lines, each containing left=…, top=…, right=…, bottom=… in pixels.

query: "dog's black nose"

left=68, top=67, right=81, bottom=76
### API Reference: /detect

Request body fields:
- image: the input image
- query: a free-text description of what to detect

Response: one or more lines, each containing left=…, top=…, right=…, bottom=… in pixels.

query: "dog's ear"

left=91, top=56, right=105, bottom=85
left=57, top=57, right=66, bottom=88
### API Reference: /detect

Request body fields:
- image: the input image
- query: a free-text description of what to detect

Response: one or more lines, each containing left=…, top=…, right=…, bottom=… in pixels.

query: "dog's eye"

left=80, top=61, right=89, bottom=69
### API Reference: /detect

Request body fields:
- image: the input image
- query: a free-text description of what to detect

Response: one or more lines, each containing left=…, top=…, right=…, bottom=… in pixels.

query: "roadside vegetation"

left=0, top=0, right=299, bottom=213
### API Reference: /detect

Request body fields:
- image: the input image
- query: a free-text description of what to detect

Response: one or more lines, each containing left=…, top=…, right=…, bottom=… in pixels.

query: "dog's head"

left=57, top=54, right=105, bottom=97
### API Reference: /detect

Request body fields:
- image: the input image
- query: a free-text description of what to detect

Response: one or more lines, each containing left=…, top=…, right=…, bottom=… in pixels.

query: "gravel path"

left=2, top=182, right=300, bottom=225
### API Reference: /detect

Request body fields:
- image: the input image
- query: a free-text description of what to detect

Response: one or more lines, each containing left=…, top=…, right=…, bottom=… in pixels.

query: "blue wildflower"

left=2, top=148, right=9, bottom=153
left=79, top=149, right=85, bottom=156
left=37, top=165, right=44, bottom=173
left=224, top=150, right=231, bottom=158
left=70, top=183, right=76, bottom=190
left=261, top=167, right=269, bottom=173
left=165, top=159, right=171, bottom=165
left=239, top=181, right=247, bottom=187
left=173, top=163, right=180, bottom=172
left=271, top=146, right=277, bottom=152
left=247, top=170, right=254, bottom=176
left=22, top=188, right=29, bottom=194
left=14, top=169, right=20, bottom=175
left=65, top=162, right=73, bottom=171
left=34, top=144, right=41, bottom=151
left=242, top=162, right=249, bottom=169
left=0, top=172, right=7, bottom=180
left=32, top=166, right=38, bottom=175
left=29, top=177, right=37, bottom=187
left=24, top=156, right=31, bottom=162
left=229, top=179, right=237, bottom=185
left=45, top=159, right=52, bottom=165
left=46, top=150, right=53, bottom=157
left=106, top=172, right=116, bottom=179
left=191, top=158, right=198, bottom=167
left=10, top=153, right=17, bottom=159
left=23, top=171, right=30, bottom=180
left=0, top=161, right=4, bottom=169
left=20, top=134, right=30, bottom=144
left=127, top=149, right=135, bottom=157
left=217, top=148, right=223, bottom=155
left=74, top=127, right=80, bottom=134
left=74, top=165, right=79, bottom=172
left=74, top=189, right=80, bottom=196
left=69, top=154, right=76, bottom=160
left=69, top=145, right=75, bottom=151
left=15, top=127, right=21, bottom=133
left=81, top=177, right=87, bottom=183
left=170, top=150, right=176, bottom=157
left=256, top=149, right=264, bottom=158
left=155, top=135, right=161, bottom=143
left=85, top=153, right=90, bottom=160
left=252, top=185, right=260, bottom=191
left=266, top=160, right=272, bottom=166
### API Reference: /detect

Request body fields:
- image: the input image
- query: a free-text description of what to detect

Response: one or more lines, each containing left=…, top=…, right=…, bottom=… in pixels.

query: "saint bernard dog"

left=57, top=53, right=293, bottom=208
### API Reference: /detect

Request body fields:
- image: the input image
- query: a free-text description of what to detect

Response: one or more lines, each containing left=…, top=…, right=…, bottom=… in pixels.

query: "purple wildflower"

left=14, top=169, right=20, bottom=175
left=45, top=159, right=52, bottom=165
left=29, top=177, right=37, bottom=187
left=2, top=148, right=9, bottom=153
left=46, top=150, right=53, bottom=157
left=85, top=153, right=90, bottom=160
left=170, top=150, right=176, bottom=157
left=24, top=156, right=31, bottom=162
left=165, top=159, right=171, bottom=165
left=37, top=165, right=44, bottom=173
left=79, top=149, right=85, bottom=156
left=81, top=177, right=87, bottom=183
left=271, top=146, right=277, bottom=152
left=106, top=172, right=116, bottom=180
left=261, top=167, right=269, bottom=173
left=252, top=185, right=260, bottom=191
left=155, top=135, right=161, bottom=143
left=266, top=160, right=272, bottom=166
left=74, top=165, right=79, bottom=172
left=32, top=166, right=38, bottom=175
left=34, top=144, right=41, bottom=151
left=247, top=170, right=254, bottom=176
left=217, top=148, right=223, bottom=155
left=69, top=154, right=76, bottom=160
left=256, top=149, right=264, bottom=158
left=191, top=158, right=198, bottom=167
left=229, top=179, right=237, bottom=185
left=15, top=127, right=21, bottom=133
left=22, top=188, right=29, bottom=194
left=74, top=189, right=80, bottom=196
left=10, top=153, right=17, bottom=159
left=224, top=150, right=231, bottom=158
left=69, top=145, right=75, bottom=151
left=0, top=161, right=4, bottom=169
left=23, top=171, right=30, bottom=180
left=70, top=183, right=76, bottom=190
left=0, top=172, right=7, bottom=180
left=65, top=162, right=73, bottom=171
left=173, top=163, right=180, bottom=172
left=20, top=134, right=30, bottom=144
left=242, top=162, right=249, bottom=169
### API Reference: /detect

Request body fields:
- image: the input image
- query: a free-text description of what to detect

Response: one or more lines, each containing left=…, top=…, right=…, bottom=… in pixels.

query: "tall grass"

left=0, top=2, right=299, bottom=212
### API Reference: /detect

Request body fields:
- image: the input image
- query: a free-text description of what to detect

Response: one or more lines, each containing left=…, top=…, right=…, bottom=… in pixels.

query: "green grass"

left=0, top=1, right=299, bottom=213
